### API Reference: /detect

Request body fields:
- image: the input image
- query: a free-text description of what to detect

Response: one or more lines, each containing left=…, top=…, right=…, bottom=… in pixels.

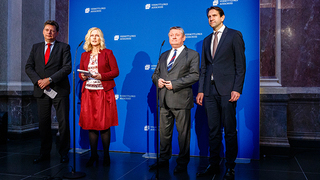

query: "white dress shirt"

left=167, top=45, right=185, bottom=65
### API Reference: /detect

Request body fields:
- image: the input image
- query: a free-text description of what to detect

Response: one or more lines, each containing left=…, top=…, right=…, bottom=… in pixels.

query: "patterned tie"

left=167, top=49, right=177, bottom=71
left=212, top=31, right=219, bottom=58
left=45, top=43, right=51, bottom=65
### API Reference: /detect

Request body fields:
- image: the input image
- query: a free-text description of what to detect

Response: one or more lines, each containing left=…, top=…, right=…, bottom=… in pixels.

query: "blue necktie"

left=167, top=49, right=177, bottom=71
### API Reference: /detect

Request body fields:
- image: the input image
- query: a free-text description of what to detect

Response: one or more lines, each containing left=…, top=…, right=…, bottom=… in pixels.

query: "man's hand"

left=196, top=93, right=204, bottom=106
left=164, top=81, right=172, bottom=90
left=38, top=78, right=50, bottom=89
left=158, top=78, right=166, bottom=88
left=229, top=91, right=240, bottom=102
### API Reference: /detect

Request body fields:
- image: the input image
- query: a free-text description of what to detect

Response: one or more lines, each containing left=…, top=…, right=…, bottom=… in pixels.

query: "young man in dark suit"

left=196, top=6, right=246, bottom=180
left=25, top=20, right=71, bottom=164
left=150, top=26, right=199, bottom=173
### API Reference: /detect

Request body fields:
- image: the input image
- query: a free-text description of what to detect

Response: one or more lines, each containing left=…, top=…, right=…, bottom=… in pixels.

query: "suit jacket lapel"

left=40, top=42, right=46, bottom=66
left=171, top=47, right=187, bottom=70
left=206, top=34, right=214, bottom=63
left=161, top=51, right=170, bottom=74
left=214, top=27, right=228, bottom=60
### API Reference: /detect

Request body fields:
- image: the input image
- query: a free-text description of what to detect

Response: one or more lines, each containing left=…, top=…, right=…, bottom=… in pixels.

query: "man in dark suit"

left=196, top=6, right=246, bottom=180
left=25, top=20, right=71, bottom=164
left=150, top=26, right=199, bottom=173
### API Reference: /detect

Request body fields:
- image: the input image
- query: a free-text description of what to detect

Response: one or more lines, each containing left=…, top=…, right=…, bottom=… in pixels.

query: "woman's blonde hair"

left=83, top=27, right=106, bottom=52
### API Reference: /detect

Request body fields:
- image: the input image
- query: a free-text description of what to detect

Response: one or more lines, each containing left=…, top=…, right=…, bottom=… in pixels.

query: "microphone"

left=77, top=41, right=84, bottom=49
left=158, top=40, right=165, bottom=58
left=161, top=40, right=165, bottom=46
left=73, top=40, right=84, bottom=71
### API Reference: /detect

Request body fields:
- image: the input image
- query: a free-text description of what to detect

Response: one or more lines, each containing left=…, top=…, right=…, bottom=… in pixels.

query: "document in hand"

left=44, top=88, right=57, bottom=99
left=77, top=69, right=92, bottom=77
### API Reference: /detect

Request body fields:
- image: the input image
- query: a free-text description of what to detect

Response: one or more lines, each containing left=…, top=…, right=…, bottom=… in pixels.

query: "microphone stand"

left=152, top=40, right=165, bottom=180
left=64, top=41, right=86, bottom=179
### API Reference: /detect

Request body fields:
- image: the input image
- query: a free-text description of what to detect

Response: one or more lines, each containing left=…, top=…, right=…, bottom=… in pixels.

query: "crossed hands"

left=158, top=78, right=173, bottom=90
left=38, top=78, right=50, bottom=90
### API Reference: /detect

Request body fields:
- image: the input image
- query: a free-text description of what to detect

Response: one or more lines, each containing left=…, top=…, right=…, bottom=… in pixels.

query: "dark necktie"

left=45, top=43, right=51, bottom=65
left=212, top=31, right=219, bottom=58
left=167, top=49, right=177, bottom=71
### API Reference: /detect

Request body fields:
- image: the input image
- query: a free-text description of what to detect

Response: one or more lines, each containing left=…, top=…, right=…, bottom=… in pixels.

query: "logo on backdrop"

left=145, top=4, right=151, bottom=9
left=114, top=35, right=137, bottom=41
left=144, top=125, right=157, bottom=131
left=145, top=3, right=169, bottom=10
left=85, top=7, right=106, bottom=13
left=145, top=64, right=150, bottom=70
left=115, top=94, right=136, bottom=100
left=145, top=64, right=157, bottom=71
left=115, top=94, right=119, bottom=100
left=185, top=32, right=203, bottom=39
left=216, top=0, right=239, bottom=5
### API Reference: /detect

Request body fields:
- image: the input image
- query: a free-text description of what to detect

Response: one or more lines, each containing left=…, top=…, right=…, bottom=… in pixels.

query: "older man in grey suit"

left=150, top=26, right=199, bottom=173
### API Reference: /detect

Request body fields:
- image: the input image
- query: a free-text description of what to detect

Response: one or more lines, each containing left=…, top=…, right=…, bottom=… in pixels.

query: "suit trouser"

left=159, top=106, right=191, bottom=167
left=37, top=95, right=70, bottom=156
left=204, top=83, right=238, bottom=169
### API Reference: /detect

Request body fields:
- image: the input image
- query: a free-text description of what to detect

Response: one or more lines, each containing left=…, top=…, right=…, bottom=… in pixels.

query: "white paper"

left=44, top=88, right=58, bottom=99
left=77, top=69, right=92, bottom=76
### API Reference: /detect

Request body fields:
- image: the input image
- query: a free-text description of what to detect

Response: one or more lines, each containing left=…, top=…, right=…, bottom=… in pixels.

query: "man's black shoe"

left=196, top=164, right=219, bottom=177
left=60, top=155, right=69, bottom=163
left=149, top=161, right=169, bottom=170
left=174, top=165, right=187, bottom=173
left=33, top=154, right=50, bottom=164
left=223, top=168, right=235, bottom=180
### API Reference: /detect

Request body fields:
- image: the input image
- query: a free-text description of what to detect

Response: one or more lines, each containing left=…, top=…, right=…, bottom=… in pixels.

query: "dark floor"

left=0, top=136, right=320, bottom=180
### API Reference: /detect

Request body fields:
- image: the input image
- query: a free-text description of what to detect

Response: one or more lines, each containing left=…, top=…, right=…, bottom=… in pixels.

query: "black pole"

left=156, top=86, right=159, bottom=180
left=64, top=41, right=86, bottom=179
left=151, top=40, right=165, bottom=180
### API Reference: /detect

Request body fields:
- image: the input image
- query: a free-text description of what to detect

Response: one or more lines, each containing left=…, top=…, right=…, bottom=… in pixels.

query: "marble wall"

left=260, top=0, right=320, bottom=150
left=260, top=0, right=276, bottom=77
left=55, top=0, right=69, bottom=43
left=21, top=0, right=44, bottom=83
left=260, top=0, right=320, bottom=86
left=0, top=1, right=8, bottom=85
left=287, top=94, right=320, bottom=145
left=281, top=0, right=320, bottom=87
left=260, top=94, right=290, bottom=147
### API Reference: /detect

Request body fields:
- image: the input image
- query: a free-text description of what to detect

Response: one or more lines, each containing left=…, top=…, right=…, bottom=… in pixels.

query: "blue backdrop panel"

left=69, top=0, right=259, bottom=159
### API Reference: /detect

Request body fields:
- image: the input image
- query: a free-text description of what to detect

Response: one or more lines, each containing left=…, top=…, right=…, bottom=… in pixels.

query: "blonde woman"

left=79, top=27, right=119, bottom=167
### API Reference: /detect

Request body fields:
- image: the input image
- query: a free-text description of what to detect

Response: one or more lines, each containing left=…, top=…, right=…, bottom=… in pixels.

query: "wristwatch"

left=49, top=77, right=52, bottom=83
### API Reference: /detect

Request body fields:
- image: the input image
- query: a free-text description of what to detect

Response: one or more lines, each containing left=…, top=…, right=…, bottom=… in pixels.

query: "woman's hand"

left=81, top=73, right=88, bottom=80
left=92, top=73, right=102, bottom=80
